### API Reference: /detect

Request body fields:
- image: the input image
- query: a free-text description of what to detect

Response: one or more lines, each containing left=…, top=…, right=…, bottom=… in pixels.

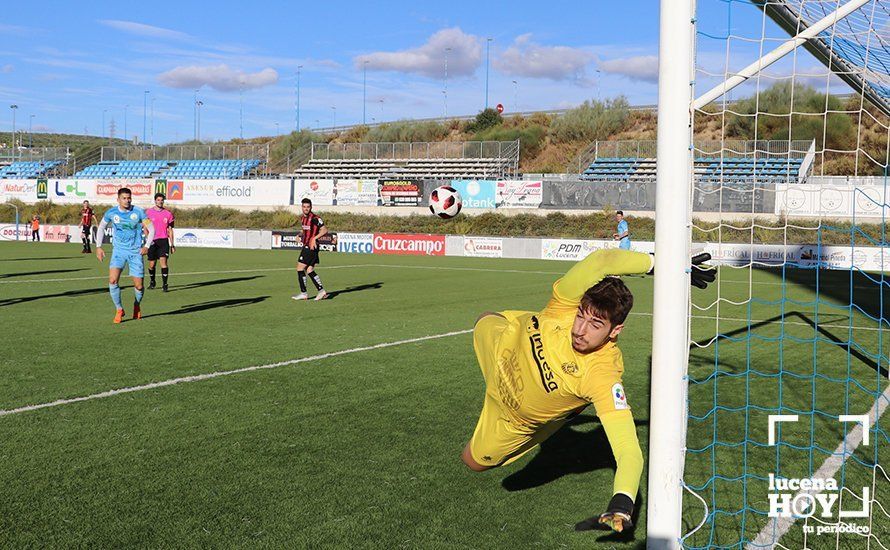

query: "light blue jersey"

left=102, top=206, right=148, bottom=251
left=617, top=219, right=631, bottom=250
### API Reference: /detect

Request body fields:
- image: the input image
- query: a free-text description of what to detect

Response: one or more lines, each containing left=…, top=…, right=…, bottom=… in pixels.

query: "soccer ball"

left=429, top=186, right=462, bottom=219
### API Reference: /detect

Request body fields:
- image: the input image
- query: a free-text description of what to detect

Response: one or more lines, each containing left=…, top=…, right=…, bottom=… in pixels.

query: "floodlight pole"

left=647, top=1, right=694, bottom=549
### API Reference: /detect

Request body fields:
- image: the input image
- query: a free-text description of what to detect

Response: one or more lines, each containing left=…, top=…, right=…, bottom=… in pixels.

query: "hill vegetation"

left=9, top=84, right=885, bottom=177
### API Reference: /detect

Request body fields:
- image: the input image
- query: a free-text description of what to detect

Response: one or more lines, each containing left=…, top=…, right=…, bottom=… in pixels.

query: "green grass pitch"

left=0, top=241, right=886, bottom=548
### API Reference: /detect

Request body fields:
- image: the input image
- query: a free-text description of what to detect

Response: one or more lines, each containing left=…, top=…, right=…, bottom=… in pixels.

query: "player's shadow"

left=501, top=415, right=649, bottom=491
left=0, top=286, right=110, bottom=307
left=144, top=296, right=269, bottom=318
left=0, top=268, right=87, bottom=279
left=325, top=282, right=383, bottom=300
left=2, top=256, right=82, bottom=262
left=501, top=414, right=646, bottom=542
left=165, top=275, right=264, bottom=292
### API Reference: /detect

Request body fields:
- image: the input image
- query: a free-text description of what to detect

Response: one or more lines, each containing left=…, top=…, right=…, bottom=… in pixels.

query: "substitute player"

left=292, top=198, right=328, bottom=301
left=95, top=188, right=154, bottom=323
left=462, top=248, right=714, bottom=532
left=80, top=200, right=97, bottom=253
left=146, top=192, right=175, bottom=291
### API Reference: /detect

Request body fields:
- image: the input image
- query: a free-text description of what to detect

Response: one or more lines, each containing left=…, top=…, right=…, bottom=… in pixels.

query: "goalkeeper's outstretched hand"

left=691, top=252, right=716, bottom=289
left=574, top=494, right=634, bottom=533
left=646, top=252, right=716, bottom=290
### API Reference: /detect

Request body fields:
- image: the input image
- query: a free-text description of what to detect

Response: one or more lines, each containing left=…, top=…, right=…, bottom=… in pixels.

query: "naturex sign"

left=337, top=233, right=374, bottom=254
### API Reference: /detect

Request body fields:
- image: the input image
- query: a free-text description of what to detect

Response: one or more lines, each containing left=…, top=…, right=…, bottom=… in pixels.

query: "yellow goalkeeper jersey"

left=492, top=249, right=654, bottom=429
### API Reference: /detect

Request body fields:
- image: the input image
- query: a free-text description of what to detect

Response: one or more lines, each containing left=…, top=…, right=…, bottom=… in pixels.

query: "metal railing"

left=575, top=139, right=815, bottom=173
left=309, top=140, right=520, bottom=161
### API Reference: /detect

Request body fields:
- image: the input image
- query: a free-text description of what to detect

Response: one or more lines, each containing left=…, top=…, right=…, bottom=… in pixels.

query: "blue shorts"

left=619, top=239, right=631, bottom=250
left=110, top=248, right=145, bottom=278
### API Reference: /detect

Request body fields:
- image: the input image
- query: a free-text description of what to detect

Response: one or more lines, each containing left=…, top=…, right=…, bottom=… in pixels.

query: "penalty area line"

left=0, top=328, right=473, bottom=418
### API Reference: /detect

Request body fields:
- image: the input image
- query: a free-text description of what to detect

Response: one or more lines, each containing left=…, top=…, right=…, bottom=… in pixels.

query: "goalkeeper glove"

left=690, top=252, right=716, bottom=289
left=574, top=493, right=634, bottom=533
left=598, top=493, right=634, bottom=532
left=647, top=252, right=716, bottom=290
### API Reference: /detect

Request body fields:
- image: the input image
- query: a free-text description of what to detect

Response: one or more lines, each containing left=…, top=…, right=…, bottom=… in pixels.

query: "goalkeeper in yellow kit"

left=461, top=248, right=714, bottom=532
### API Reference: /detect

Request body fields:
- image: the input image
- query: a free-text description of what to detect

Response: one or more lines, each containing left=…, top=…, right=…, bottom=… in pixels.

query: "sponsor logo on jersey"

left=612, top=383, right=628, bottom=409
left=561, top=362, right=578, bottom=375
left=528, top=333, right=558, bottom=393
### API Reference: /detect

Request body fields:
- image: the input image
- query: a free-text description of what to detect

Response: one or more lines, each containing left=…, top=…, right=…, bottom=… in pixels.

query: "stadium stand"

left=75, top=160, right=172, bottom=179
left=0, top=161, right=63, bottom=179
left=291, top=157, right=512, bottom=180
left=73, top=159, right=261, bottom=179
left=580, top=156, right=805, bottom=183
left=163, top=159, right=261, bottom=179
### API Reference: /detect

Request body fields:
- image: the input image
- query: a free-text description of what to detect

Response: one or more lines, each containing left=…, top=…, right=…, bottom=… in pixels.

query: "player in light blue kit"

left=95, top=187, right=154, bottom=323
left=613, top=210, right=631, bottom=250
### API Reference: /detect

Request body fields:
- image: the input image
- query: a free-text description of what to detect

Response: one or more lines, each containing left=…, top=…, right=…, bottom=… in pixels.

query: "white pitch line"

left=747, top=384, right=890, bottom=549
left=0, top=311, right=879, bottom=418
left=0, top=264, right=368, bottom=285
left=2, top=261, right=876, bottom=290
left=0, top=329, right=473, bottom=418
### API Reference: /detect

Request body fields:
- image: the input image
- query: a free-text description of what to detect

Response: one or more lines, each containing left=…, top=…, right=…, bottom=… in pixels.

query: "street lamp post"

left=193, top=89, right=199, bottom=141
left=275, top=122, right=279, bottom=137
left=196, top=100, right=203, bottom=142
left=239, top=81, right=244, bottom=140
left=512, top=80, right=518, bottom=112
left=150, top=98, right=155, bottom=144
left=143, top=91, right=149, bottom=145
left=362, top=60, right=369, bottom=125
left=29, top=114, right=34, bottom=148
left=485, top=37, right=493, bottom=109
left=331, top=106, right=336, bottom=128
left=296, top=65, right=303, bottom=132
left=444, top=47, right=451, bottom=118
left=102, top=109, right=107, bottom=140
left=124, top=104, right=129, bottom=143
left=9, top=104, right=17, bottom=157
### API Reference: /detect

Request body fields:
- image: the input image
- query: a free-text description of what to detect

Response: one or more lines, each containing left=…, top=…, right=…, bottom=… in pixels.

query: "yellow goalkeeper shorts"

left=468, top=314, right=566, bottom=468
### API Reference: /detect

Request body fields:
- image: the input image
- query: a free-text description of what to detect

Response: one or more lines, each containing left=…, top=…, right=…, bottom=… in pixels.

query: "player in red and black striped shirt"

left=80, top=200, right=97, bottom=253
left=292, top=198, right=329, bottom=301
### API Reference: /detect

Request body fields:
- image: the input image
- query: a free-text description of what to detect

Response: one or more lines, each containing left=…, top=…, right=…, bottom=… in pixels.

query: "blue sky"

left=1, top=0, right=839, bottom=144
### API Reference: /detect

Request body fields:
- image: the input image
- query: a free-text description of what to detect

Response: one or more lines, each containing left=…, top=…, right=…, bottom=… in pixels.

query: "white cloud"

left=157, top=64, right=278, bottom=91
left=355, top=27, right=481, bottom=78
left=494, top=34, right=594, bottom=81
left=1, top=64, right=12, bottom=74
left=599, top=55, right=659, bottom=83
left=99, top=19, right=192, bottom=41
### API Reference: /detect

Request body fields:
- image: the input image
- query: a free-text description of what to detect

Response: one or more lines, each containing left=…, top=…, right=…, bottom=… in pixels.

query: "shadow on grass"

left=0, top=286, right=109, bottom=307
left=325, top=282, right=383, bottom=300
left=1, top=256, right=84, bottom=262
left=691, top=309, right=888, bottom=378
left=0, top=268, right=87, bottom=279
left=142, top=296, right=269, bottom=318
left=164, top=275, right=264, bottom=292
left=501, top=414, right=648, bottom=542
